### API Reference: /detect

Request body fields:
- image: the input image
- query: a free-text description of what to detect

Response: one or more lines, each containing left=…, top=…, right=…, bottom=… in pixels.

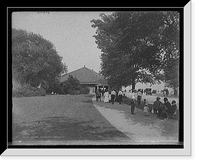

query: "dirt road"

left=92, top=96, right=179, bottom=144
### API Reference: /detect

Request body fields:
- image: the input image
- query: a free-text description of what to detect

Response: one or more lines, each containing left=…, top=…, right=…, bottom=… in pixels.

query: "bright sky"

left=12, top=11, right=113, bottom=73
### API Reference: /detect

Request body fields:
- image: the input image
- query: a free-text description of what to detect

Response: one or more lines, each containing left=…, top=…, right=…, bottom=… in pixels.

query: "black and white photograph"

left=4, top=3, right=192, bottom=156
left=11, top=10, right=181, bottom=144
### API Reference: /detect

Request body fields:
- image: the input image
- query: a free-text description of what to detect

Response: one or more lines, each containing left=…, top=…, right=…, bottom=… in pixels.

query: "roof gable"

left=60, top=66, right=107, bottom=85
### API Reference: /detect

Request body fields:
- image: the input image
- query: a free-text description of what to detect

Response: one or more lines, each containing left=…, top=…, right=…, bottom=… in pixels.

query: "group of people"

left=163, top=86, right=169, bottom=97
left=153, top=97, right=177, bottom=119
left=96, top=88, right=178, bottom=120
left=130, top=96, right=178, bottom=119
left=95, top=89, right=123, bottom=104
left=130, top=95, right=146, bottom=115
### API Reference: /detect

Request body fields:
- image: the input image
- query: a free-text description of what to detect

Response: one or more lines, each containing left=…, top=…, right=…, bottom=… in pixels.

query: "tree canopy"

left=91, top=11, right=179, bottom=90
left=12, top=29, right=67, bottom=90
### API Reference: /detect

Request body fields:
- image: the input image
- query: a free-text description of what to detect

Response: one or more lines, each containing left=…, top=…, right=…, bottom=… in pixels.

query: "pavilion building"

left=59, top=66, right=108, bottom=94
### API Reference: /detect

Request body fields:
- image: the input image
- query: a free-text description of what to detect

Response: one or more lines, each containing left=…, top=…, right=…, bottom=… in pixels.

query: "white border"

left=3, top=3, right=191, bottom=156
left=183, top=0, right=191, bottom=156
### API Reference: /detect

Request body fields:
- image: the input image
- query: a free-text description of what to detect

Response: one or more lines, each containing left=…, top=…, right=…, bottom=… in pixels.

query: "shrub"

left=152, top=90, right=157, bottom=94
left=74, top=90, right=80, bottom=95
left=37, top=87, right=46, bottom=96
left=80, top=86, right=90, bottom=94
left=12, top=83, right=46, bottom=97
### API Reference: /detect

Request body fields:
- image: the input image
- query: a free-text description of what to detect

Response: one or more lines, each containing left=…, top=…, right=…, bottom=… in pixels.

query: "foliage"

left=80, top=85, right=90, bottom=94
left=91, top=11, right=179, bottom=89
left=164, top=58, right=179, bottom=94
left=12, top=28, right=66, bottom=91
left=60, top=75, right=81, bottom=94
left=12, top=83, right=46, bottom=97
left=59, top=75, right=90, bottom=95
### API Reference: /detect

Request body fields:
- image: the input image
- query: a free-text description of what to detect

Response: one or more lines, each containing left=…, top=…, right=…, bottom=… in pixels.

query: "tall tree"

left=12, top=29, right=66, bottom=89
left=91, top=11, right=179, bottom=90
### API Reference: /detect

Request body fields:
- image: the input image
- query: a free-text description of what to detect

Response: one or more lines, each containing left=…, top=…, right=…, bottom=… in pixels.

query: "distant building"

left=59, top=66, right=108, bottom=94
left=122, top=82, right=177, bottom=96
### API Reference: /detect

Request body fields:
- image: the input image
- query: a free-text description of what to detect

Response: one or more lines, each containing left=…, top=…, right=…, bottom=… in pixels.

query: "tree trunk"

left=131, top=78, right=136, bottom=92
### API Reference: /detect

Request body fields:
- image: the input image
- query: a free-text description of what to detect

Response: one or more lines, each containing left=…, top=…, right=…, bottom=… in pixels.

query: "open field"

left=12, top=94, right=129, bottom=145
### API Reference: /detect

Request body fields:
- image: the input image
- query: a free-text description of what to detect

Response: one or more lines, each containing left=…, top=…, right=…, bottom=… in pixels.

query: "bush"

left=152, top=90, right=157, bottom=94
left=12, top=83, right=46, bottom=97
left=68, top=90, right=80, bottom=95
left=37, top=87, right=46, bottom=96
left=80, top=86, right=90, bottom=94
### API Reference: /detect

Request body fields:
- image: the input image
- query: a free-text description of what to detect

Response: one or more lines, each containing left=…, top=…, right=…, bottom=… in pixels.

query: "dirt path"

left=92, top=96, right=179, bottom=144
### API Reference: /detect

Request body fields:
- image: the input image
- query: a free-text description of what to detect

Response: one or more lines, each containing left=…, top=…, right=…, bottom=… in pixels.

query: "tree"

left=60, top=75, right=81, bottom=94
left=164, top=58, right=179, bottom=95
left=12, top=29, right=66, bottom=91
left=91, top=11, right=179, bottom=90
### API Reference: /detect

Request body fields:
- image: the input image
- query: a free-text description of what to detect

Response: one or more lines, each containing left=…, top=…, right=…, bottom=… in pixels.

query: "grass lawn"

left=12, top=94, right=129, bottom=145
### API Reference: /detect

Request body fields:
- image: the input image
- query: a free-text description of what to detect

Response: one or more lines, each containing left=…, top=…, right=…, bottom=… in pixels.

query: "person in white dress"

left=137, top=90, right=142, bottom=105
left=104, top=90, right=109, bottom=103
left=118, top=90, right=123, bottom=104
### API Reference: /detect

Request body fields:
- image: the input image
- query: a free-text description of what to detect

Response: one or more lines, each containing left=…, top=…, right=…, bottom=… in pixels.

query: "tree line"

left=91, top=11, right=179, bottom=94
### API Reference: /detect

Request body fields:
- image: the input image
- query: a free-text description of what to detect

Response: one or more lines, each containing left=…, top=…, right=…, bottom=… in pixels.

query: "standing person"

left=95, top=90, right=98, bottom=102
left=166, top=88, right=169, bottom=97
left=104, top=90, right=109, bottom=103
left=111, top=89, right=116, bottom=104
left=163, top=89, right=166, bottom=97
left=101, top=88, right=105, bottom=98
left=163, top=86, right=168, bottom=97
left=108, top=91, right=111, bottom=103
left=131, top=97, right=136, bottom=115
left=99, top=90, right=102, bottom=102
left=143, top=99, right=147, bottom=107
left=153, top=97, right=162, bottom=116
left=118, top=90, right=123, bottom=104
left=115, top=90, right=119, bottom=102
left=137, top=90, right=142, bottom=105
left=158, top=97, right=171, bottom=119
left=96, top=90, right=101, bottom=102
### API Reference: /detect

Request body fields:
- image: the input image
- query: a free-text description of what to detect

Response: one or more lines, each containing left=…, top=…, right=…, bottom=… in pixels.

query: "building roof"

left=59, top=66, right=108, bottom=85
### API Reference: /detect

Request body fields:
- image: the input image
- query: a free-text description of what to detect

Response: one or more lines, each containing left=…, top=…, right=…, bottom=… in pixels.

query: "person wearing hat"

left=165, top=100, right=177, bottom=116
left=163, top=97, right=171, bottom=111
left=170, top=100, right=178, bottom=119
left=153, top=96, right=163, bottom=116
left=171, top=100, right=177, bottom=111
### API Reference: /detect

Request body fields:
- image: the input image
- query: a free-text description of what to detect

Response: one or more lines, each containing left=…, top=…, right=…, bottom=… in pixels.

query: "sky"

left=11, top=11, right=167, bottom=90
left=12, top=11, right=113, bottom=73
